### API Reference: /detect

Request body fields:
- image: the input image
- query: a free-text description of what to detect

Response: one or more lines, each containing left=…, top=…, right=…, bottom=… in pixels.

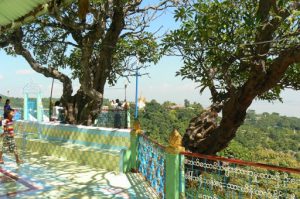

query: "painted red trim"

left=181, top=151, right=300, bottom=174
left=138, top=134, right=300, bottom=174
left=140, top=134, right=166, bottom=150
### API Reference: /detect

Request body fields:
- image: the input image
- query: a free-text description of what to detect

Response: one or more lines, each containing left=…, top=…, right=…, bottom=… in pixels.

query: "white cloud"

left=0, top=74, right=3, bottom=80
left=16, top=69, right=34, bottom=75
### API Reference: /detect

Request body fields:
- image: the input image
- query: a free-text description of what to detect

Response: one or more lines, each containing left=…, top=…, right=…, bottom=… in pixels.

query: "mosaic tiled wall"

left=14, top=121, right=131, bottom=172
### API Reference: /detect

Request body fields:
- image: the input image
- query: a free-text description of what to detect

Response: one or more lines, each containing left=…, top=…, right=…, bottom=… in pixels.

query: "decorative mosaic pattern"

left=182, top=155, right=300, bottom=199
left=95, top=109, right=130, bottom=129
left=14, top=121, right=131, bottom=172
left=15, top=121, right=130, bottom=149
left=15, top=138, right=121, bottom=172
left=138, top=135, right=166, bottom=199
left=14, top=121, right=39, bottom=136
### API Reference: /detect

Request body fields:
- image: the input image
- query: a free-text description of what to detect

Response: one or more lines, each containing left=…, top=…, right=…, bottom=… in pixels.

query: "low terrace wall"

left=14, top=121, right=131, bottom=172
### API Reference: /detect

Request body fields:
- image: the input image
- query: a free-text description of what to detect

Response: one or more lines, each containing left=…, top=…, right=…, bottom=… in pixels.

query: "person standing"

left=3, top=99, right=13, bottom=119
left=0, top=109, right=22, bottom=164
left=51, top=101, right=64, bottom=122
left=110, top=100, right=117, bottom=108
left=114, top=99, right=123, bottom=128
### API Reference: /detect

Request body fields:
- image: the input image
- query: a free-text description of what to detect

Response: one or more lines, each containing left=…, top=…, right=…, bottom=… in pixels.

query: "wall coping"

left=17, top=120, right=132, bottom=133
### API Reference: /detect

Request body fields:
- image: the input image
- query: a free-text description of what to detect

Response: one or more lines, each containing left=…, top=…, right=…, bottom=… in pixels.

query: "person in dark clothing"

left=114, top=99, right=123, bottom=128
left=3, top=99, right=13, bottom=119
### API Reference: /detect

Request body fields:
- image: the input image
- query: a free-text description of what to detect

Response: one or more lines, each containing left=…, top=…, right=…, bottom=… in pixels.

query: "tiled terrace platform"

left=0, top=151, right=157, bottom=199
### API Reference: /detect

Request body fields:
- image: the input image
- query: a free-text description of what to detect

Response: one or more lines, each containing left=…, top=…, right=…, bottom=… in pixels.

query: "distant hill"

left=0, top=95, right=59, bottom=109
left=228, top=110, right=300, bottom=163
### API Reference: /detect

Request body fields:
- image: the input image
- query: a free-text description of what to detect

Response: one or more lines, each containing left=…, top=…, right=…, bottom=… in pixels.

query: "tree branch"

left=253, top=0, right=290, bottom=73
left=94, top=0, right=125, bottom=88
left=38, top=40, right=79, bottom=48
left=0, top=40, right=9, bottom=48
left=259, top=46, right=300, bottom=93
left=133, top=0, right=173, bottom=13
left=11, top=28, right=73, bottom=102
left=50, top=4, right=86, bottom=31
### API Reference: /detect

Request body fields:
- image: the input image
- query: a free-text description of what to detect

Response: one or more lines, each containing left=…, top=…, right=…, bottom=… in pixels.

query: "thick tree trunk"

left=183, top=102, right=251, bottom=155
left=61, top=88, right=103, bottom=125
left=10, top=28, right=104, bottom=126
left=183, top=82, right=257, bottom=155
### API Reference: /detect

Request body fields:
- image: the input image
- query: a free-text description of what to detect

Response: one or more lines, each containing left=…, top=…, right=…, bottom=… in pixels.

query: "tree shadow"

left=1, top=151, right=158, bottom=198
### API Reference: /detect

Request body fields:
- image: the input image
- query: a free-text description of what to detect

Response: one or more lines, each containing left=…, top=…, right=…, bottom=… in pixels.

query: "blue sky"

left=0, top=2, right=300, bottom=118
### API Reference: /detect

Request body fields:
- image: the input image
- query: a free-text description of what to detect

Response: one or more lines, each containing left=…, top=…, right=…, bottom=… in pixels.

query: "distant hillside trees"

left=137, top=99, right=203, bottom=144
left=137, top=101, right=300, bottom=165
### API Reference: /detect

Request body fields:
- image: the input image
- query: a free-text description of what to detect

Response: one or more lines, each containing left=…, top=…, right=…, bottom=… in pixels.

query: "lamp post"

left=134, top=59, right=139, bottom=119
left=49, top=78, right=54, bottom=120
left=124, top=82, right=129, bottom=128
left=124, top=83, right=128, bottom=102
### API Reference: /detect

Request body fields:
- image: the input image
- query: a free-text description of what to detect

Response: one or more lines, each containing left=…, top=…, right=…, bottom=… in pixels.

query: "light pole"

left=49, top=78, right=54, bottom=119
left=124, top=83, right=128, bottom=102
left=124, top=82, right=129, bottom=128
left=134, top=59, right=139, bottom=119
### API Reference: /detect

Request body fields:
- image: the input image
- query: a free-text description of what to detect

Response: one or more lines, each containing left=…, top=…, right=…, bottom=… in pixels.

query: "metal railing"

left=94, top=108, right=130, bottom=129
left=181, top=152, right=300, bottom=199
left=137, top=134, right=166, bottom=199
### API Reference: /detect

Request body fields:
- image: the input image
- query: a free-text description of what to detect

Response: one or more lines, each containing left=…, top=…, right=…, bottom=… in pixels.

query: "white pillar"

left=37, top=92, right=43, bottom=122
left=23, top=93, right=28, bottom=120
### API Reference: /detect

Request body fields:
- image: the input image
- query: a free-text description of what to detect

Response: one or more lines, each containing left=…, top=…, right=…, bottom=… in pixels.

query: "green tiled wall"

left=14, top=121, right=132, bottom=172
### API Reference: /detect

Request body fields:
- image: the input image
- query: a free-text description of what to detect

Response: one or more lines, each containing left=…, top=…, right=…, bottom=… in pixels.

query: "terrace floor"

left=0, top=151, right=158, bottom=199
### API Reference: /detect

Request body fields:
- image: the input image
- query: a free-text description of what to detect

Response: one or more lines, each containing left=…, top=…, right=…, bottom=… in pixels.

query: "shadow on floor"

left=0, top=151, right=157, bottom=199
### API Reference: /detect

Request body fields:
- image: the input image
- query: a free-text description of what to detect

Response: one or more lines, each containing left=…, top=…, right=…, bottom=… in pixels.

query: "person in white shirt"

left=51, top=101, right=64, bottom=122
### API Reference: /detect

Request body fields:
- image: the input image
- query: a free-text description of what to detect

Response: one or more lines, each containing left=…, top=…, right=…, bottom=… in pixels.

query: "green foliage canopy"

left=164, top=0, right=300, bottom=103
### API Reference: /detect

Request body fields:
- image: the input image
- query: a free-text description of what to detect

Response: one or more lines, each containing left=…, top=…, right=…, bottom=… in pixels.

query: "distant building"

left=168, top=104, right=185, bottom=110
left=138, top=96, right=146, bottom=109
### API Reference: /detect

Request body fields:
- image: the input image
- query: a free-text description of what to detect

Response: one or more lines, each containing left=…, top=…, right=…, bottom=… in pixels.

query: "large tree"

left=0, top=0, right=171, bottom=125
left=164, top=0, right=300, bottom=154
